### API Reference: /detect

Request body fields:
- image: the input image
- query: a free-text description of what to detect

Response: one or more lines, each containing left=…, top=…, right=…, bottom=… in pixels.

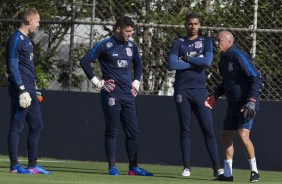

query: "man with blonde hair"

left=6, top=7, right=51, bottom=174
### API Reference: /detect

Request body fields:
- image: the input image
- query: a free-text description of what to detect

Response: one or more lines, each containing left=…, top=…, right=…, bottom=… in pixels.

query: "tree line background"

left=0, top=0, right=281, bottom=100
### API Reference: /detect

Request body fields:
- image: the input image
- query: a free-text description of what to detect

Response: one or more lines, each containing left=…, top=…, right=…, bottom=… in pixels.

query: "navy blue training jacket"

left=214, top=44, right=262, bottom=104
left=80, top=36, right=142, bottom=94
left=6, top=30, right=36, bottom=89
left=168, top=36, right=213, bottom=90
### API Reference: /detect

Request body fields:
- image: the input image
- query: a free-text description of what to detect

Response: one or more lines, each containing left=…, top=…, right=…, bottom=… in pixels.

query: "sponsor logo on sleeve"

left=30, top=53, right=33, bottom=61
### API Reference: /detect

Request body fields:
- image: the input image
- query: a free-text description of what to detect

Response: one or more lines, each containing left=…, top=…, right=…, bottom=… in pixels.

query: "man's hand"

left=205, top=95, right=216, bottom=109
left=180, top=52, right=190, bottom=62
left=101, top=79, right=115, bottom=93
left=131, top=80, right=140, bottom=97
left=180, top=52, right=204, bottom=62
left=241, top=98, right=256, bottom=121
left=91, top=77, right=115, bottom=93
left=18, top=85, right=32, bottom=108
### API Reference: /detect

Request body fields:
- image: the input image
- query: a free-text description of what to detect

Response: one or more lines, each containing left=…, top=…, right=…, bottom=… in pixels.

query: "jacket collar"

left=222, top=44, right=237, bottom=56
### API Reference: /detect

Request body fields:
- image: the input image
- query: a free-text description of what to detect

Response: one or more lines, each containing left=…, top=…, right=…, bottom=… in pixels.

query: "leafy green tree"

left=1, top=0, right=281, bottom=99
left=0, top=0, right=89, bottom=89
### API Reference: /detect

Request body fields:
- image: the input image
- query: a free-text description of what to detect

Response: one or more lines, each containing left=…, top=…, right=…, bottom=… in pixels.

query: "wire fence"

left=0, top=0, right=281, bottom=100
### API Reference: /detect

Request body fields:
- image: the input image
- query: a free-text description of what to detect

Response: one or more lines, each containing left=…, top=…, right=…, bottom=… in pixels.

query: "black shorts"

left=223, top=104, right=255, bottom=130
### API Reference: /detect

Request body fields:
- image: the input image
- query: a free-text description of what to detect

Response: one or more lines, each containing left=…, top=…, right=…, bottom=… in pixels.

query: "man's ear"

left=116, top=27, right=121, bottom=33
left=23, top=18, right=30, bottom=25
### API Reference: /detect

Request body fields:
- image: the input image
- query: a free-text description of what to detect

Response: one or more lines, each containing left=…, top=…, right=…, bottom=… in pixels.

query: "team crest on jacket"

left=20, top=35, right=24, bottom=40
left=108, top=97, right=115, bottom=106
left=106, top=42, right=113, bottom=48
left=194, top=41, right=203, bottom=48
left=228, top=62, right=233, bottom=72
left=176, top=94, right=182, bottom=103
left=125, top=48, right=132, bottom=57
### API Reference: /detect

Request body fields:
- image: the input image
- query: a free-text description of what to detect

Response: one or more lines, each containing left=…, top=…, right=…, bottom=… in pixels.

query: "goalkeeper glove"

left=91, top=76, right=115, bottom=93
left=241, top=98, right=256, bottom=121
left=205, top=95, right=217, bottom=109
left=36, top=91, right=43, bottom=102
left=131, top=80, right=140, bottom=97
left=18, top=85, right=32, bottom=108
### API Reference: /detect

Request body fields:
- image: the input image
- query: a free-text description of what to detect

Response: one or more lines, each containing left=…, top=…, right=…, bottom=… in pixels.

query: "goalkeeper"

left=205, top=31, right=262, bottom=182
left=80, top=16, right=152, bottom=176
left=6, top=8, right=51, bottom=174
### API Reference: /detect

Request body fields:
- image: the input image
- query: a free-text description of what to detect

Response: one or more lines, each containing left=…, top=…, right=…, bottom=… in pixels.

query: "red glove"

left=101, top=79, right=115, bottom=93
left=91, top=76, right=115, bottom=93
left=205, top=95, right=216, bottom=109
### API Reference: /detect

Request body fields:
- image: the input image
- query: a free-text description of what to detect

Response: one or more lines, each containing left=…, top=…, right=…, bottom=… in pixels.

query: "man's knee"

left=238, top=129, right=251, bottom=142
left=105, top=128, right=119, bottom=137
left=30, top=120, right=44, bottom=133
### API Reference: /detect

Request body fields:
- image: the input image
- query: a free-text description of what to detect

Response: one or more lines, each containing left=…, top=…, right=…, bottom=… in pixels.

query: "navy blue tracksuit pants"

left=100, top=91, right=138, bottom=167
left=174, top=88, right=220, bottom=170
left=8, top=86, right=44, bottom=165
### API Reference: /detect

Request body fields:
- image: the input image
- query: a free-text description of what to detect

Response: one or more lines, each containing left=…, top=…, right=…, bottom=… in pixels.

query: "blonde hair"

left=21, top=8, right=38, bottom=25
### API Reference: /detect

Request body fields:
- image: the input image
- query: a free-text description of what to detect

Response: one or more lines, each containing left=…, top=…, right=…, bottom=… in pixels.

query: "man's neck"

left=187, top=34, right=198, bottom=40
left=18, top=26, right=29, bottom=36
left=114, top=35, right=126, bottom=43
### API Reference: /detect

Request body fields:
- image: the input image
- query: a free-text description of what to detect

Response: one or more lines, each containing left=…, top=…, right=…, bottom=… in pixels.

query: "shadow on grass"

left=151, top=174, right=215, bottom=181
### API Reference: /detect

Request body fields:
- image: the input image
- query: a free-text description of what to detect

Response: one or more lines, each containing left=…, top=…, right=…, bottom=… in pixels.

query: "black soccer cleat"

left=214, top=174, right=233, bottom=182
left=250, top=171, right=260, bottom=182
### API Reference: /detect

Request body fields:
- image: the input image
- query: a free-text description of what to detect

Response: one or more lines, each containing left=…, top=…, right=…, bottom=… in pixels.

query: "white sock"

left=224, top=159, right=233, bottom=177
left=248, top=157, right=258, bottom=173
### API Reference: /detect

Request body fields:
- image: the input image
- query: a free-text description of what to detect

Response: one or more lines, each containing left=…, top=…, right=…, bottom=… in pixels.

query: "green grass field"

left=0, top=155, right=281, bottom=184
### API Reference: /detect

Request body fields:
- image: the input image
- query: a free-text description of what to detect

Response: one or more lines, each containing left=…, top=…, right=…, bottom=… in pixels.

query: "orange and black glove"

left=36, top=91, right=43, bottom=102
